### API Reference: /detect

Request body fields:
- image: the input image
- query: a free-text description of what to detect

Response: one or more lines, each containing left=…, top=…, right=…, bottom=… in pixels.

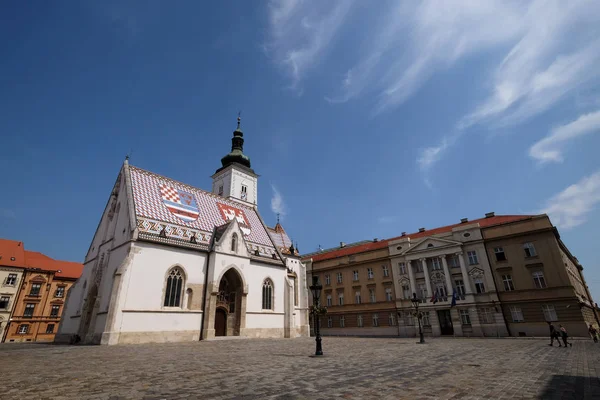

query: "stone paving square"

left=1, top=337, right=599, bottom=400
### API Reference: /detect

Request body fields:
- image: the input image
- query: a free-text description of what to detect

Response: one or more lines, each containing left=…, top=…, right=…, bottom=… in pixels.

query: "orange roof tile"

left=303, top=215, right=535, bottom=263
left=0, top=238, right=26, bottom=268
left=24, top=250, right=83, bottom=280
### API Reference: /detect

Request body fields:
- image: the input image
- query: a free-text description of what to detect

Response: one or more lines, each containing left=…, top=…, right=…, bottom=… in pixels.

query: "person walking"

left=559, top=324, right=572, bottom=347
left=548, top=322, right=561, bottom=347
left=589, top=325, right=598, bottom=343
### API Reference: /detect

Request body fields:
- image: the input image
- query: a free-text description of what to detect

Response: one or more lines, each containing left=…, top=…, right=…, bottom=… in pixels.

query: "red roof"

left=303, top=215, right=535, bottom=263
left=0, top=238, right=26, bottom=268
left=24, top=250, right=83, bottom=280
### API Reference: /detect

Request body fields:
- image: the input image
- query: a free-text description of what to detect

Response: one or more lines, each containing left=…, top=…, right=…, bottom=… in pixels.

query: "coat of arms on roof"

left=159, top=184, right=200, bottom=223
left=217, top=202, right=251, bottom=236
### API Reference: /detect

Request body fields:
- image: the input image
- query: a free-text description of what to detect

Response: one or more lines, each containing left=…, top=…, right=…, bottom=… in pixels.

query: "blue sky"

left=1, top=1, right=600, bottom=299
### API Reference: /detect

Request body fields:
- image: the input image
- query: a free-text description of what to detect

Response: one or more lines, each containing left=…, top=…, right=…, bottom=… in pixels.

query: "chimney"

left=460, top=218, right=468, bottom=223
left=401, top=232, right=406, bottom=236
left=485, top=212, right=495, bottom=218
left=418, top=228, right=425, bottom=233
left=340, top=242, right=346, bottom=248
left=373, top=238, right=378, bottom=242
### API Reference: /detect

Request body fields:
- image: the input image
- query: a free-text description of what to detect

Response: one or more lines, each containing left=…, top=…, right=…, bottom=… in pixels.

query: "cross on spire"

left=276, top=213, right=280, bottom=224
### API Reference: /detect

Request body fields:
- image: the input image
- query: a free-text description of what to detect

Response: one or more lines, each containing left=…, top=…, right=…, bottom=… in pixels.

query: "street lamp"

left=309, top=275, right=323, bottom=356
left=411, top=293, right=425, bottom=344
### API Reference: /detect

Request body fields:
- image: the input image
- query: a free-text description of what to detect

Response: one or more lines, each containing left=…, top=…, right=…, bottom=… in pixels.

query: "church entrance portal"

left=213, top=268, right=243, bottom=337
left=215, top=309, right=227, bottom=336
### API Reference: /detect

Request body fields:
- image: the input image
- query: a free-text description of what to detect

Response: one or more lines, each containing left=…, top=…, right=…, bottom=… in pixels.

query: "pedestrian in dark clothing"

left=559, top=324, right=572, bottom=347
left=548, top=322, right=561, bottom=346
left=589, top=325, right=598, bottom=343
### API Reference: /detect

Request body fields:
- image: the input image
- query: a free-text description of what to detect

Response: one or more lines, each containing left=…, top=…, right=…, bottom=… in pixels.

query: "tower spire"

left=277, top=213, right=280, bottom=224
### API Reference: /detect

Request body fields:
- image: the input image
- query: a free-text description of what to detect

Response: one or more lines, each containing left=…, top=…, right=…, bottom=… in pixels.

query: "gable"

left=129, top=165, right=277, bottom=252
left=403, top=237, right=462, bottom=255
left=212, top=219, right=251, bottom=258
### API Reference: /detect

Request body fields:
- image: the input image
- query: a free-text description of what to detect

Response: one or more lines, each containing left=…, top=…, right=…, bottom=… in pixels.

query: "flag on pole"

left=451, top=289, right=457, bottom=307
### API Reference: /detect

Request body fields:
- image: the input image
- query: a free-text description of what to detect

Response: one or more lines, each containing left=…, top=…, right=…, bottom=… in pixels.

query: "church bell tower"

left=211, top=115, right=258, bottom=206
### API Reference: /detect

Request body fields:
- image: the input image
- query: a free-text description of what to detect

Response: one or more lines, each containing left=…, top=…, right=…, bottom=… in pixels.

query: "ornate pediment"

left=468, top=267, right=484, bottom=278
left=398, top=277, right=410, bottom=285
left=30, top=275, right=47, bottom=283
left=403, top=237, right=463, bottom=255
left=430, top=271, right=446, bottom=284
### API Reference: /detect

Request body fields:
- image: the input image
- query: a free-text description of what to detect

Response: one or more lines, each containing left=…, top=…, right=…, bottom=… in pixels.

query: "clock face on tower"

left=241, top=192, right=247, bottom=200
left=241, top=184, right=248, bottom=200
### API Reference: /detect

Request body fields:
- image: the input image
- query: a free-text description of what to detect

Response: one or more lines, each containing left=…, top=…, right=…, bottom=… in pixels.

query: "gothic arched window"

left=231, top=233, right=238, bottom=252
left=164, top=267, right=185, bottom=307
left=262, top=279, right=273, bottom=310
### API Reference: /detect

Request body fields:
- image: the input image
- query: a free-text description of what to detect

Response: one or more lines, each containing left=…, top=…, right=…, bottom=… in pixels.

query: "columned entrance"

left=210, top=268, right=244, bottom=337
left=437, top=310, right=454, bottom=335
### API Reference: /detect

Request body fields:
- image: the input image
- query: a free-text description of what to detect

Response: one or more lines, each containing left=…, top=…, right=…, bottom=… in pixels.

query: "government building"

left=55, top=118, right=309, bottom=345
left=303, top=213, right=598, bottom=338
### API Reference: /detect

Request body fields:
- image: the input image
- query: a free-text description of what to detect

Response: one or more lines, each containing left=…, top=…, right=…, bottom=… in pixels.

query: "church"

left=55, top=118, right=310, bottom=345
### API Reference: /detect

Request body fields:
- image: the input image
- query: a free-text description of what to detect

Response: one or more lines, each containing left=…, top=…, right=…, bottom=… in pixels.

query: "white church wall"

left=123, top=241, right=207, bottom=312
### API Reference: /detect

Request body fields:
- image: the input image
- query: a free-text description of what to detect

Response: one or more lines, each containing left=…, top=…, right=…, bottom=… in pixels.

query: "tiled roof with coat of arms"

left=128, top=165, right=279, bottom=256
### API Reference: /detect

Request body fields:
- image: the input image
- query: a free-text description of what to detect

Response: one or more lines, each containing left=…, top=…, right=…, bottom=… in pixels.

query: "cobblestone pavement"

left=1, top=337, right=599, bottom=400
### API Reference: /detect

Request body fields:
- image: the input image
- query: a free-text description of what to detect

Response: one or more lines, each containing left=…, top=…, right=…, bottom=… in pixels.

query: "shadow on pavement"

left=539, top=375, right=600, bottom=399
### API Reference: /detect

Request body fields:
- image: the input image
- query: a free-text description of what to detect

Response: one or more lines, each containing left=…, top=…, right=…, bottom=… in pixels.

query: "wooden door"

left=215, top=309, right=227, bottom=337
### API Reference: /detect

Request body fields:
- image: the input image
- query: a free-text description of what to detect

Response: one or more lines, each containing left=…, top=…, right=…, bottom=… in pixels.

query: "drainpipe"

left=199, top=251, right=212, bottom=341
left=482, top=244, right=512, bottom=337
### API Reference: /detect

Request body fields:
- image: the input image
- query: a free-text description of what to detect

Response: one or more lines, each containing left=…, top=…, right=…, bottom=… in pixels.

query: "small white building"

left=56, top=118, right=310, bottom=345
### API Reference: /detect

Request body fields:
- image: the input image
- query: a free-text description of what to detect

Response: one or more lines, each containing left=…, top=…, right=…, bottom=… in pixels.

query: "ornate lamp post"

left=309, top=275, right=324, bottom=356
left=411, top=293, right=425, bottom=344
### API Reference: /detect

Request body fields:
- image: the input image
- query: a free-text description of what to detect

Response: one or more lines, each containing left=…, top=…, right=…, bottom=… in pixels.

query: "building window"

left=494, top=247, right=507, bottom=261
left=418, top=283, right=427, bottom=300
left=502, top=275, right=515, bottom=291
left=325, top=274, right=331, bottom=285
left=218, top=185, right=223, bottom=196
left=0, top=296, right=9, bottom=310
left=455, top=280, right=465, bottom=296
left=339, top=315, right=345, bottom=328
left=386, top=288, right=394, bottom=301
left=338, top=293, right=344, bottom=306
left=55, top=287, right=65, bottom=298
left=327, top=316, right=333, bottom=328
left=369, top=288, right=376, bottom=303
left=24, top=303, right=35, bottom=318
left=422, top=311, right=431, bottom=326
left=367, top=268, right=374, bottom=279
left=510, top=306, right=524, bottom=322
left=337, top=273, right=343, bottom=284
left=326, top=295, right=332, bottom=307
left=18, top=324, right=29, bottom=334
left=399, top=262, right=407, bottom=275
left=532, top=271, right=547, bottom=289
left=372, top=314, right=379, bottom=327
left=460, top=310, right=471, bottom=325
left=164, top=267, right=185, bottom=307
left=431, top=258, right=441, bottom=270
left=402, top=285, right=410, bottom=299
left=357, top=314, right=364, bottom=327
left=382, top=265, right=389, bottom=277
left=478, top=308, right=494, bottom=324
left=353, top=271, right=359, bottom=281
left=240, top=185, right=247, bottom=200
left=29, top=283, right=42, bottom=296
left=5, top=273, right=18, bottom=286
left=474, top=278, right=485, bottom=294
left=46, top=324, right=55, bottom=334
left=50, top=305, right=61, bottom=317
left=389, top=313, right=396, bottom=326
left=542, top=305, right=558, bottom=322
left=523, top=242, right=537, bottom=258
left=231, top=233, right=238, bottom=252
left=448, top=255, right=460, bottom=268
left=435, top=283, right=447, bottom=298
left=467, top=251, right=478, bottom=265
left=355, top=291, right=361, bottom=304
left=262, top=279, right=274, bottom=310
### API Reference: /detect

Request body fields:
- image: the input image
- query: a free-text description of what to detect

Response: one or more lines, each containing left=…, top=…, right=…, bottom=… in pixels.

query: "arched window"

left=164, top=267, right=184, bottom=307
left=186, top=288, right=193, bottom=310
left=262, top=279, right=273, bottom=310
left=231, top=233, right=238, bottom=252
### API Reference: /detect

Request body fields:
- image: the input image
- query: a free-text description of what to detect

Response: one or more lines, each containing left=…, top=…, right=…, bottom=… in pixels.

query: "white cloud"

left=530, top=110, right=600, bottom=164
left=265, top=0, right=354, bottom=90
left=539, top=170, right=600, bottom=229
left=270, top=184, right=287, bottom=219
